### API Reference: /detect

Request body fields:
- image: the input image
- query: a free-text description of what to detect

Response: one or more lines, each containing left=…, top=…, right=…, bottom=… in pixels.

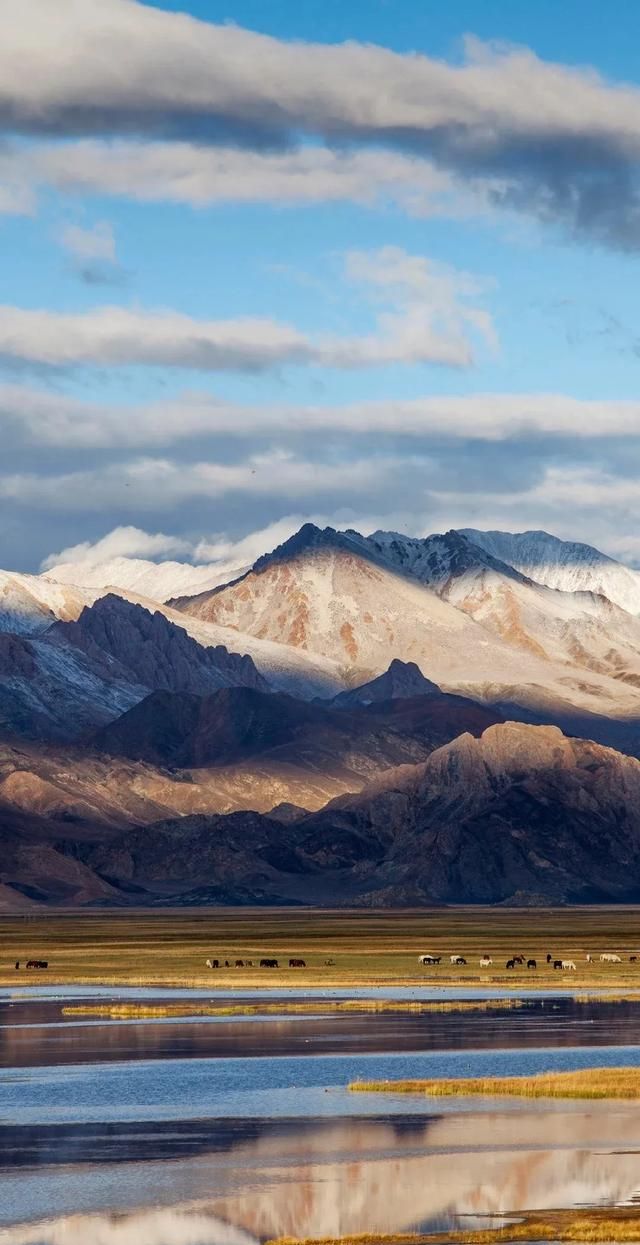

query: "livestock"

left=289, top=958, right=306, bottom=968
left=546, top=954, right=553, bottom=964
left=586, top=954, right=593, bottom=963
left=325, top=959, right=335, bottom=966
left=26, top=960, right=48, bottom=969
left=260, top=958, right=279, bottom=968
left=553, top=960, right=563, bottom=969
left=506, top=959, right=515, bottom=969
left=419, top=954, right=441, bottom=965
left=224, top=961, right=230, bottom=968
left=600, top=953, right=622, bottom=963
left=479, top=956, right=492, bottom=967
left=561, top=960, right=576, bottom=971
left=205, top=958, right=219, bottom=969
left=246, top=961, right=253, bottom=967
left=631, top=956, right=638, bottom=963
left=235, top=960, right=244, bottom=968
left=511, top=955, right=524, bottom=965
left=452, top=956, right=466, bottom=966
left=527, top=959, right=537, bottom=969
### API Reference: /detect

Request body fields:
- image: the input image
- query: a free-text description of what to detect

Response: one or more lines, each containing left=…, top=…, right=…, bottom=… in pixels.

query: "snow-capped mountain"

left=0, top=569, right=95, bottom=636
left=44, top=555, right=244, bottom=603
left=170, top=523, right=640, bottom=727
left=462, top=528, right=640, bottom=615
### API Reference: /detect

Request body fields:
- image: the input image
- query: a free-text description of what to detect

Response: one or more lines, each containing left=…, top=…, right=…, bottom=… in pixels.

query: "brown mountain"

left=56, top=723, right=640, bottom=908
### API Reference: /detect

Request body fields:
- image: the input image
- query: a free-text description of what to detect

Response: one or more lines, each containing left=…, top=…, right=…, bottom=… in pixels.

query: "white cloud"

left=41, top=524, right=192, bottom=570
left=2, top=1, right=640, bottom=242
left=0, top=450, right=412, bottom=511
left=59, top=220, right=117, bottom=262
left=0, top=248, right=494, bottom=372
left=2, top=384, right=640, bottom=449
left=0, top=141, right=474, bottom=217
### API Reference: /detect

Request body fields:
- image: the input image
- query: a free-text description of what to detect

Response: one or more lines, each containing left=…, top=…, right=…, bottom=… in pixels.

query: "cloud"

left=0, top=450, right=414, bottom=511
left=41, top=524, right=192, bottom=570
left=59, top=220, right=116, bottom=263
left=3, top=1, right=640, bottom=243
left=57, top=218, right=127, bottom=286
left=0, top=141, right=473, bottom=216
left=0, top=248, right=494, bottom=372
left=2, top=383, right=640, bottom=449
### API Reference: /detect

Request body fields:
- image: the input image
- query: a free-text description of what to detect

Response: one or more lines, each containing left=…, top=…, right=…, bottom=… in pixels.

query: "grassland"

left=350, top=1066, right=640, bottom=1099
left=61, top=997, right=525, bottom=1019
left=3, top=907, right=640, bottom=989
left=266, top=1206, right=640, bottom=1243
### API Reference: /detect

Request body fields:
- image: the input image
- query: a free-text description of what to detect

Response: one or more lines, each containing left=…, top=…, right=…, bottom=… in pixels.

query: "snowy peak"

left=252, top=523, right=372, bottom=575
left=462, top=529, right=640, bottom=615
left=366, top=528, right=527, bottom=589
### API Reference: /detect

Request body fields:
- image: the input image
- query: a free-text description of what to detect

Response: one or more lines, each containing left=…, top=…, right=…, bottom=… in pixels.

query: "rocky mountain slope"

left=330, top=658, right=440, bottom=707
left=69, top=722, right=640, bottom=907
left=0, top=595, right=269, bottom=741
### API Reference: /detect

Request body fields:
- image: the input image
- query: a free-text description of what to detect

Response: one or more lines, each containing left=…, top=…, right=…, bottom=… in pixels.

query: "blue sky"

left=3, top=0, right=640, bottom=572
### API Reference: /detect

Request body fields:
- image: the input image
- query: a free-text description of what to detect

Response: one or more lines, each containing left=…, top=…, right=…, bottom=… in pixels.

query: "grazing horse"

left=505, top=959, right=515, bottom=969
left=527, top=959, right=537, bottom=969
left=553, top=960, right=563, bottom=969
left=419, top=954, right=441, bottom=965
left=289, top=958, right=306, bottom=968
left=235, top=960, right=244, bottom=968
left=260, top=958, right=279, bottom=968
left=25, top=960, right=48, bottom=969
left=479, top=956, right=492, bottom=967
left=586, top=954, right=593, bottom=963
left=546, top=954, right=553, bottom=964
left=452, top=956, right=466, bottom=966
left=512, top=955, right=524, bottom=965
left=600, top=953, right=622, bottom=963
left=561, top=960, right=577, bottom=970
left=631, top=956, right=637, bottom=963
left=245, top=960, right=253, bottom=967
left=205, top=958, right=219, bottom=969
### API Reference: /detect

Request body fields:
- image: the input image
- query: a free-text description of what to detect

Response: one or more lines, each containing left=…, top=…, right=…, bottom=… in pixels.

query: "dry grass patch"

left=350, top=1065, right=640, bottom=1099
left=62, top=998, right=524, bottom=1020
left=267, top=1205, right=640, bottom=1243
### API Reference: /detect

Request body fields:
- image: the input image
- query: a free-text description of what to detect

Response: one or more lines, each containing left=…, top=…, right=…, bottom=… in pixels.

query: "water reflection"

left=3, top=1109, right=640, bottom=1243
left=4, top=997, right=640, bottom=1068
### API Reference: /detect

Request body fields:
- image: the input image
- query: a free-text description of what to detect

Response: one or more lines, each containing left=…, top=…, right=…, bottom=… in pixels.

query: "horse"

left=260, top=958, right=279, bottom=968
left=289, top=958, right=306, bottom=968
left=527, top=959, right=537, bottom=969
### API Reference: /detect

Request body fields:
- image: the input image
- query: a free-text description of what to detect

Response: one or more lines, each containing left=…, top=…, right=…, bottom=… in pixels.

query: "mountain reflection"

left=5, top=1108, right=640, bottom=1244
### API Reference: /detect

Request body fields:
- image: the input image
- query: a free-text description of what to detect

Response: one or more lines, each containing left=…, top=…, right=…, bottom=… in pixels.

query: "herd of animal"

left=205, top=957, right=310, bottom=969
left=419, top=952, right=637, bottom=970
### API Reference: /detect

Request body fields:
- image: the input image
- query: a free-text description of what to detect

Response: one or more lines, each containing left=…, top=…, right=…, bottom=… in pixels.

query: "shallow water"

left=3, top=988, right=640, bottom=1242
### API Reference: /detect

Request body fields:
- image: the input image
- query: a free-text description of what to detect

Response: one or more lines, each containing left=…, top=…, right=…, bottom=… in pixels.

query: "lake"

left=3, top=987, right=640, bottom=1242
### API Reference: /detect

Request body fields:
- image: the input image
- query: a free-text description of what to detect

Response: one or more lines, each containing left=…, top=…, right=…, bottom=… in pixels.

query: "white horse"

left=561, top=960, right=577, bottom=970
left=479, top=956, right=493, bottom=967
left=600, top=953, right=622, bottom=963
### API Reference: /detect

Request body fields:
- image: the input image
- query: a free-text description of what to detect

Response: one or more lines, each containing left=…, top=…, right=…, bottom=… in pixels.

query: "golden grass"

left=266, top=1206, right=640, bottom=1243
left=350, top=1066, right=640, bottom=1099
left=3, top=907, right=640, bottom=990
left=61, top=997, right=524, bottom=1020
left=574, top=992, right=640, bottom=1003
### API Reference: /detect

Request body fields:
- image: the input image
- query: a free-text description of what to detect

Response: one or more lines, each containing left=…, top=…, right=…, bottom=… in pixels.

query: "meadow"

left=3, top=907, right=640, bottom=989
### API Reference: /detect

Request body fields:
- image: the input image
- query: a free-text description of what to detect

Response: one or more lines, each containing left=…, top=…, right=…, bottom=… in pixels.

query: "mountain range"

left=3, top=524, right=640, bottom=906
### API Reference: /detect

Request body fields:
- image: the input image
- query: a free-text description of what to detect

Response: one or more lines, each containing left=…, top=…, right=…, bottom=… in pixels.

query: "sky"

left=3, top=0, right=640, bottom=573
